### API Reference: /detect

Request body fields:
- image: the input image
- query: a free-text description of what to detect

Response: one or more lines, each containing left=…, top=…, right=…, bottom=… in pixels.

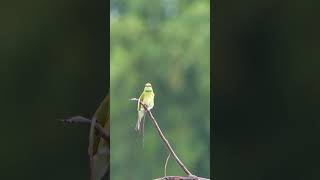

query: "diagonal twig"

left=60, top=116, right=109, bottom=141
left=130, top=98, right=192, bottom=176
left=61, top=115, right=110, bottom=180
left=164, top=153, right=171, bottom=176
left=130, top=98, right=210, bottom=180
left=153, top=175, right=210, bottom=180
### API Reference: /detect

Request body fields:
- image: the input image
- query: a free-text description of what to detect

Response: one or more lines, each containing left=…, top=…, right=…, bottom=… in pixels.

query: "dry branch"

left=153, top=175, right=209, bottom=180
left=153, top=175, right=210, bottom=180
left=164, top=154, right=171, bottom=176
left=61, top=116, right=110, bottom=180
left=60, top=116, right=109, bottom=141
left=129, top=98, right=210, bottom=180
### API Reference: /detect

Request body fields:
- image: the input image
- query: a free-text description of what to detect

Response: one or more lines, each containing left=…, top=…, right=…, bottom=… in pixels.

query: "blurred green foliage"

left=110, top=0, right=210, bottom=179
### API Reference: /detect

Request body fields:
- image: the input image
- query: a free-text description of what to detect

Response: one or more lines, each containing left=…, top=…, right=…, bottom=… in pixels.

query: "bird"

left=136, top=83, right=155, bottom=146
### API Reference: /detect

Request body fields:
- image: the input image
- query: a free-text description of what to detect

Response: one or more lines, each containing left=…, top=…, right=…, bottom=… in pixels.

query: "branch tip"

left=129, top=97, right=139, bottom=101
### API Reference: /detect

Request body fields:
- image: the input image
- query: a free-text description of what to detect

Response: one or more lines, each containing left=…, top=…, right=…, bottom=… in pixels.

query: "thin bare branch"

left=164, top=153, right=171, bottom=176
left=130, top=98, right=192, bottom=175
left=153, top=175, right=210, bottom=180
left=60, top=116, right=109, bottom=142
left=130, top=98, right=209, bottom=180
left=61, top=115, right=110, bottom=180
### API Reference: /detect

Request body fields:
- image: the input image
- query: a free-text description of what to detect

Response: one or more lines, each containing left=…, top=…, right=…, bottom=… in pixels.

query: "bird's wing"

left=137, top=92, right=144, bottom=111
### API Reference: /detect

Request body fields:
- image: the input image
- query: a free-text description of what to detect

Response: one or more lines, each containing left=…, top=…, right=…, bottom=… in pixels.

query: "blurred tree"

left=110, top=0, right=210, bottom=179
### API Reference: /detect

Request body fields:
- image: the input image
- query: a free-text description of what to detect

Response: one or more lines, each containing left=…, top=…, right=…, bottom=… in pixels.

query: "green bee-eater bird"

left=136, top=83, right=155, bottom=138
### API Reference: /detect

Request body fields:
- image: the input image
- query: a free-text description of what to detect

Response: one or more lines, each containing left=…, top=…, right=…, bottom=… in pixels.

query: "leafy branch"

left=129, top=98, right=209, bottom=180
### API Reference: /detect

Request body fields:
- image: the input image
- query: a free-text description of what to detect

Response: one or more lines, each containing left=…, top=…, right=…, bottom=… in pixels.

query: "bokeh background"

left=214, top=0, right=320, bottom=180
left=110, top=0, right=210, bottom=179
left=0, top=0, right=108, bottom=179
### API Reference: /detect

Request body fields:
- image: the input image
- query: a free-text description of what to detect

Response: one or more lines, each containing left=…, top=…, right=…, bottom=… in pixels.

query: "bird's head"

left=144, top=82, right=153, bottom=92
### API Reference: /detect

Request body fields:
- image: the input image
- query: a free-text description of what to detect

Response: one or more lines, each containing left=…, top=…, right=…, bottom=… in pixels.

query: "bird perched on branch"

left=136, top=83, right=155, bottom=145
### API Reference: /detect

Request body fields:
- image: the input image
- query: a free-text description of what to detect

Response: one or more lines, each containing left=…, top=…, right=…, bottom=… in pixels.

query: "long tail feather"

left=135, top=116, right=140, bottom=131
left=142, top=115, right=145, bottom=148
left=136, top=111, right=146, bottom=147
left=135, top=111, right=144, bottom=131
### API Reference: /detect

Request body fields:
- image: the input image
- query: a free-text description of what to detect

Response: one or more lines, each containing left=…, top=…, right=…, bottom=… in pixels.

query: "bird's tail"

left=142, top=114, right=145, bottom=148
left=136, top=110, right=146, bottom=147
left=135, top=110, right=144, bottom=132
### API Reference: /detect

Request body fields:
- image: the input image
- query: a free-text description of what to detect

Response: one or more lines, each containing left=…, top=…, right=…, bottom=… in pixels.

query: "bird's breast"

left=142, top=93, right=154, bottom=109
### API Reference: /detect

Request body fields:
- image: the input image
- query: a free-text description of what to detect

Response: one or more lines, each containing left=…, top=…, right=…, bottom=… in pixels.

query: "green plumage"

left=136, top=83, right=155, bottom=147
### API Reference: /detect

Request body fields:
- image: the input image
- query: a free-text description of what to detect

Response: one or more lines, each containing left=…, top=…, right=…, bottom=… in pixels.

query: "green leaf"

left=92, top=94, right=110, bottom=180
